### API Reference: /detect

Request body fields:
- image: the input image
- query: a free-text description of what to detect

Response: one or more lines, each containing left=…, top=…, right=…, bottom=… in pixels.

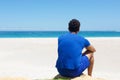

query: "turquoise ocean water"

left=0, top=31, right=120, bottom=38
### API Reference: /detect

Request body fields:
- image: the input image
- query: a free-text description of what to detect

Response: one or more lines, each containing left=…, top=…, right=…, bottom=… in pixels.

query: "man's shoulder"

left=76, top=35, right=85, bottom=40
left=59, top=33, right=69, bottom=38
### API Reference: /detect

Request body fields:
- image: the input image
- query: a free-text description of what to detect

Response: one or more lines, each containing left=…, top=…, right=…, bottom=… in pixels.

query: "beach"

left=0, top=38, right=120, bottom=80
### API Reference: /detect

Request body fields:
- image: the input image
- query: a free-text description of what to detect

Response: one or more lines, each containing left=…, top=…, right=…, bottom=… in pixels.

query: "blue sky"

left=0, top=0, right=120, bottom=31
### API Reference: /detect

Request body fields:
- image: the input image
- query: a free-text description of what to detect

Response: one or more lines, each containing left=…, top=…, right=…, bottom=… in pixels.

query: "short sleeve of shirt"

left=84, top=38, right=90, bottom=47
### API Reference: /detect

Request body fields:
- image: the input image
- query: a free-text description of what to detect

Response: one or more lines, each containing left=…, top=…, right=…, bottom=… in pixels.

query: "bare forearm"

left=86, top=45, right=96, bottom=53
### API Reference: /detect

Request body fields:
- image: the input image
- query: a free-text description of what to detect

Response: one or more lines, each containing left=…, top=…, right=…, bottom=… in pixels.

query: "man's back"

left=56, top=32, right=90, bottom=69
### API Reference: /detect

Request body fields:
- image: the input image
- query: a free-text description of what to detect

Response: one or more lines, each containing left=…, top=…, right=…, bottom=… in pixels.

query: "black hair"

left=68, top=19, right=80, bottom=32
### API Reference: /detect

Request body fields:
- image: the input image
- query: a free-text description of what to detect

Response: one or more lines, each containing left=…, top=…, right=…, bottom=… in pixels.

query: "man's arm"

left=86, top=45, right=96, bottom=53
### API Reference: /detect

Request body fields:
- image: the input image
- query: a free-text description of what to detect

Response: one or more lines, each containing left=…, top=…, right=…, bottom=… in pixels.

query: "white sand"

left=0, top=38, right=120, bottom=80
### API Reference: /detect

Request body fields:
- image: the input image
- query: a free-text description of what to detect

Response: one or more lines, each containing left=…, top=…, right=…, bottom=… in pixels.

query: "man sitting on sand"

left=56, top=19, right=96, bottom=78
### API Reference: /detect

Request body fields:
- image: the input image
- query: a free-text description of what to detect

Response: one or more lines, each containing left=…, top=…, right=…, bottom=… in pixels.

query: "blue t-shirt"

left=56, top=32, right=90, bottom=70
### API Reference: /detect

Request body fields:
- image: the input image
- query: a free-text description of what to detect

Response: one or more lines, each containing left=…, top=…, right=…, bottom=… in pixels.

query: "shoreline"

left=0, top=36, right=120, bottom=38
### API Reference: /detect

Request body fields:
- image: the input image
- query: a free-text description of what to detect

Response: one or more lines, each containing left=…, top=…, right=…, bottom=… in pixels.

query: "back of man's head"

left=68, top=19, right=80, bottom=32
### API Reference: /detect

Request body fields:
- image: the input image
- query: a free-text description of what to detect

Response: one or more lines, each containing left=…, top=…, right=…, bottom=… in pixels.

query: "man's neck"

left=71, top=32, right=78, bottom=34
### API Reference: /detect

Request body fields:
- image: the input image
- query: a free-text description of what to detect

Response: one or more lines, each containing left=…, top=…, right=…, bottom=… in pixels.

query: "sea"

left=0, top=31, right=120, bottom=38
